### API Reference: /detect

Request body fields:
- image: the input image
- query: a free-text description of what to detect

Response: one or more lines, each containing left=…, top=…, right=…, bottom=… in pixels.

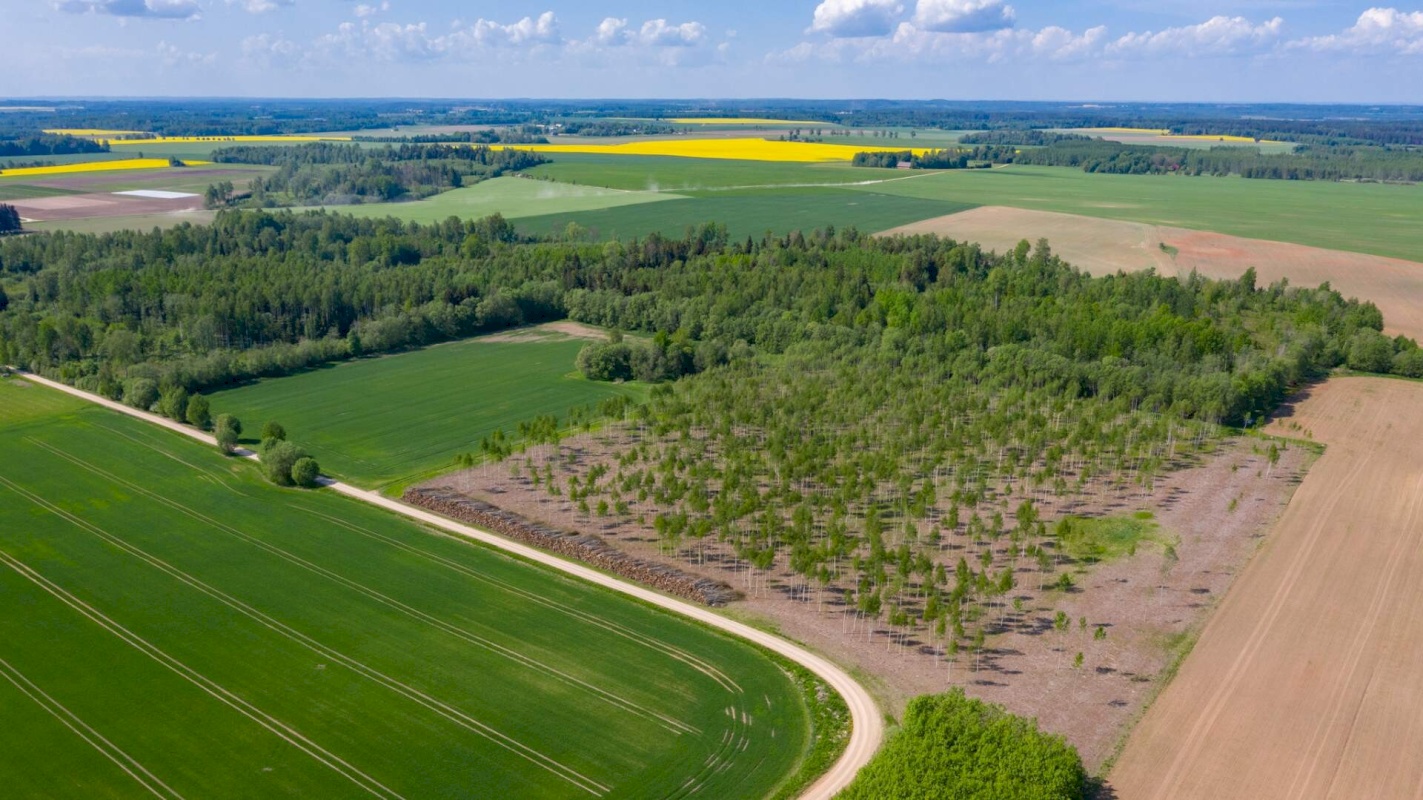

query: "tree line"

left=0, top=204, right=21, bottom=236
left=205, top=143, right=547, bottom=207
left=0, top=134, right=110, bottom=158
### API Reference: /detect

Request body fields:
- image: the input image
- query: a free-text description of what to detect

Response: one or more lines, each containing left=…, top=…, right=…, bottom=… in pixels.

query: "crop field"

left=494, top=137, right=932, bottom=163
left=526, top=153, right=900, bottom=191
left=0, top=158, right=209, bottom=179
left=0, top=376, right=811, bottom=799
left=1111, top=377, right=1423, bottom=799
left=1062, top=127, right=1298, bottom=153
left=517, top=186, right=973, bottom=240
left=887, top=206, right=1423, bottom=341
left=856, top=164, right=1423, bottom=261
left=324, top=176, right=678, bottom=223
left=0, top=152, right=130, bottom=168
left=208, top=332, right=645, bottom=488
left=0, top=184, right=82, bottom=201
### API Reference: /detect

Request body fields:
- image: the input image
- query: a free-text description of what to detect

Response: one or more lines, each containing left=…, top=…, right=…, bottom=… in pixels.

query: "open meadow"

left=853, top=164, right=1422, bottom=261
left=0, top=375, right=813, bottom=799
left=1111, top=376, right=1423, bottom=799
left=516, top=186, right=971, bottom=240
left=322, top=176, right=678, bottom=223
left=208, top=330, right=646, bottom=489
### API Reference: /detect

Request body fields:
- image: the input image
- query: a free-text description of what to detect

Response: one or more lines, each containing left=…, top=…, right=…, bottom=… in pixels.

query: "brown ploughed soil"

left=884, top=206, right=1423, bottom=341
left=424, top=435, right=1310, bottom=770
left=8, top=192, right=204, bottom=222
left=1110, top=376, right=1423, bottom=799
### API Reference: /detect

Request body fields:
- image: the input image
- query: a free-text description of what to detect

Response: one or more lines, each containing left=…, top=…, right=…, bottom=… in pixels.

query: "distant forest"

left=0, top=134, right=109, bottom=158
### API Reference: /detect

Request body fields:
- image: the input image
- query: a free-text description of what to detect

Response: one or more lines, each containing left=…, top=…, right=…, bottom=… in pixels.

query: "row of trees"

left=855, top=138, right=1423, bottom=182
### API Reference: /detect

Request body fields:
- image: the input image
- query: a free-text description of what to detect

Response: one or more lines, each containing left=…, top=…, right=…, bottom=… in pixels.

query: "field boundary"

left=13, top=370, right=884, bottom=800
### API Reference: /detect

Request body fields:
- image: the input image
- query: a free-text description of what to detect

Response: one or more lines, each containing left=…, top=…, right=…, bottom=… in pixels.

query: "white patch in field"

left=113, top=190, right=199, bottom=200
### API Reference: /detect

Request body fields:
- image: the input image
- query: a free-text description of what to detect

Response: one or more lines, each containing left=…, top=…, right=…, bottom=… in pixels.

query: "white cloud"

left=912, top=0, right=1014, bottom=33
left=240, top=32, right=301, bottom=66
left=809, top=0, right=905, bottom=38
left=230, top=0, right=293, bottom=13
left=781, top=12, right=1291, bottom=64
left=1107, top=15, right=1283, bottom=57
left=1292, top=7, right=1423, bottom=55
left=157, top=39, right=217, bottom=66
left=56, top=0, right=201, bottom=20
left=353, top=1, right=387, bottom=18
left=594, top=17, right=628, bottom=45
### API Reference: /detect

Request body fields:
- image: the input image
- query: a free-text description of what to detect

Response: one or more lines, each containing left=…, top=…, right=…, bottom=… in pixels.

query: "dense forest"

left=839, top=691, right=1087, bottom=799
left=206, top=143, right=546, bottom=206
left=0, top=134, right=110, bottom=158
left=354, top=127, right=549, bottom=145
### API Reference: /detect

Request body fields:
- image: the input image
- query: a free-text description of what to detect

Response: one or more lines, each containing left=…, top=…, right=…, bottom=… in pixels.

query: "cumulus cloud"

left=1292, top=7, right=1423, bottom=55
left=353, top=1, right=387, bottom=17
left=230, top=0, right=293, bottom=13
left=1107, top=15, right=1284, bottom=58
left=56, top=0, right=201, bottom=20
left=591, top=17, right=707, bottom=47
left=809, top=0, right=905, bottom=38
left=157, top=39, right=216, bottom=66
left=781, top=11, right=1293, bottom=64
left=912, top=0, right=1014, bottom=33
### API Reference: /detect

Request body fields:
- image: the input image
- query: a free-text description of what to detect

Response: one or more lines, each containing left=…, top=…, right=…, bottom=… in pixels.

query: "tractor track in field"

left=14, top=370, right=884, bottom=800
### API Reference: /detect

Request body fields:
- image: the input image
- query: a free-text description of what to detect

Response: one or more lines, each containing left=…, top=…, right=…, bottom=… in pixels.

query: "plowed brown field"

left=884, top=207, right=1423, bottom=341
left=1109, top=376, right=1423, bottom=799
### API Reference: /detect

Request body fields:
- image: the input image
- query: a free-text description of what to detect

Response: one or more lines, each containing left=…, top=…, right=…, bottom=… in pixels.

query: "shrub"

left=291, top=457, right=321, bottom=488
left=1394, top=348, right=1423, bottom=379
left=1347, top=329, right=1395, bottom=373
left=123, top=377, right=159, bottom=410
left=260, top=420, right=287, bottom=441
left=261, top=440, right=306, bottom=486
left=839, top=690, right=1087, bottom=800
left=185, top=394, right=211, bottom=429
left=158, top=386, right=189, bottom=420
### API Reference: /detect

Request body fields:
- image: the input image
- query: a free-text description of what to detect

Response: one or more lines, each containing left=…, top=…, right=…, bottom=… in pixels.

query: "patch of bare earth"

left=8, top=192, right=204, bottom=222
left=1110, top=377, right=1423, bottom=799
left=482, top=321, right=613, bottom=343
left=422, top=433, right=1308, bottom=770
left=883, top=206, right=1423, bottom=341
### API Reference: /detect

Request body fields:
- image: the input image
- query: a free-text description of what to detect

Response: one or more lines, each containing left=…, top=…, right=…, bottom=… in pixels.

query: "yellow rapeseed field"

left=0, top=158, right=211, bottom=178
left=42, top=128, right=148, bottom=137
left=494, top=137, right=930, bottom=163
left=106, top=135, right=353, bottom=145
left=666, top=118, right=836, bottom=126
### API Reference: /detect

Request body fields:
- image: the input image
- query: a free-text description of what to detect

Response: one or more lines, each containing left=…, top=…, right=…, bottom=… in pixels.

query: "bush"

left=158, top=386, right=189, bottom=420
left=123, top=377, right=159, bottom=410
left=260, top=420, right=287, bottom=441
left=214, top=413, right=242, bottom=437
left=1394, top=348, right=1423, bottom=379
left=261, top=440, right=306, bottom=486
left=1347, top=329, right=1395, bottom=373
left=185, top=394, right=211, bottom=429
left=291, top=457, right=321, bottom=487
left=838, top=690, right=1088, bottom=800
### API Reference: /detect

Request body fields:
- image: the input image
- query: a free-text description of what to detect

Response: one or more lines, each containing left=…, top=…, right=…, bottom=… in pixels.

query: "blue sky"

left=7, top=1, right=1423, bottom=101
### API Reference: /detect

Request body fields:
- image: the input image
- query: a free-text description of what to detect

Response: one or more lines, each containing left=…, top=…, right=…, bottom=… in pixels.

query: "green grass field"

left=0, top=184, right=83, bottom=201
left=526, top=153, right=900, bottom=192
left=0, top=376, right=810, bottom=799
left=0, top=152, right=130, bottom=168
left=208, top=333, right=644, bottom=488
left=28, top=212, right=218, bottom=235
left=856, top=164, right=1423, bottom=261
left=320, top=176, right=679, bottom=223
left=516, top=186, right=976, bottom=240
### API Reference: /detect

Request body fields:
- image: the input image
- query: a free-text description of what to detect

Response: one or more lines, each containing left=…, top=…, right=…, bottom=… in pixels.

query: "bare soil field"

left=425, top=435, right=1310, bottom=770
left=885, top=206, right=1423, bottom=341
left=8, top=191, right=204, bottom=222
left=1110, top=376, right=1423, bottom=798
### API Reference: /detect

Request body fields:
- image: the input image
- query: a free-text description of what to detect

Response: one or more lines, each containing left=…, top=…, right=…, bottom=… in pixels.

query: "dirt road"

left=14, top=371, right=883, bottom=800
left=1110, top=377, right=1423, bottom=799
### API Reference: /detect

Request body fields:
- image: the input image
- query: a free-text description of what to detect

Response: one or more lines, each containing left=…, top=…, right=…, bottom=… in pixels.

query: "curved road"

left=17, top=371, right=883, bottom=800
